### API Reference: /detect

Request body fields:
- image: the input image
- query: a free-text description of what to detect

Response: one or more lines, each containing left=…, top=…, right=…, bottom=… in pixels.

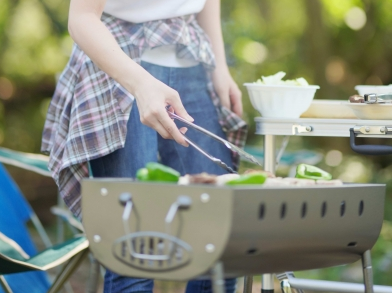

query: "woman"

left=41, top=0, right=247, bottom=292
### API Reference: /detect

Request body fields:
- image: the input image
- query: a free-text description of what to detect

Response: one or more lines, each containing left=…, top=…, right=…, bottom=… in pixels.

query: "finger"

left=168, top=97, right=194, bottom=122
left=231, top=96, right=243, bottom=117
left=154, top=120, right=189, bottom=147
left=157, top=112, right=189, bottom=147
left=179, top=127, right=188, bottom=134
left=217, top=89, right=230, bottom=109
left=166, top=105, right=175, bottom=121
left=230, top=86, right=243, bottom=116
left=217, top=84, right=230, bottom=108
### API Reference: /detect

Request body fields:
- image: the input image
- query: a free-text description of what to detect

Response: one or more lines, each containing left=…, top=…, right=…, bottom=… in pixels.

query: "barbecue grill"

left=82, top=179, right=385, bottom=292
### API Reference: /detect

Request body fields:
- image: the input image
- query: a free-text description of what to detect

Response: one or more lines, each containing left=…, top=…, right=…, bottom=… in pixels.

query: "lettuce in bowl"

left=255, top=71, right=309, bottom=86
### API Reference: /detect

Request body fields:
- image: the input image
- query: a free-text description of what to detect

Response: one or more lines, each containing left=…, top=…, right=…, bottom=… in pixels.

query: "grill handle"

left=350, top=128, right=392, bottom=155
left=119, top=193, right=192, bottom=261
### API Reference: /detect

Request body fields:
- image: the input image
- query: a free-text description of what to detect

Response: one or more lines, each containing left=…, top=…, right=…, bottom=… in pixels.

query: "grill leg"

left=243, top=276, right=253, bottom=293
left=362, top=250, right=374, bottom=293
left=86, top=255, right=100, bottom=293
left=262, top=274, right=275, bottom=293
left=211, top=262, right=225, bottom=293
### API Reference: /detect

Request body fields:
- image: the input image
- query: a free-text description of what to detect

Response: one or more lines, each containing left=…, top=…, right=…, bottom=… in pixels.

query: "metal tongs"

left=166, top=107, right=263, bottom=174
left=364, top=93, right=392, bottom=104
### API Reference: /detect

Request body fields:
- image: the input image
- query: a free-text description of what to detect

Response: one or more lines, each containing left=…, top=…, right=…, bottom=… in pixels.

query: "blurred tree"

left=0, top=0, right=69, bottom=152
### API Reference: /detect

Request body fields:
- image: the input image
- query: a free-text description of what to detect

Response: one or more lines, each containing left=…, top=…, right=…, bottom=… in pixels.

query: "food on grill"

left=225, top=172, right=268, bottom=185
left=178, top=171, right=342, bottom=186
left=215, top=174, right=241, bottom=185
left=136, top=162, right=180, bottom=183
left=295, top=164, right=332, bottom=181
left=316, top=179, right=343, bottom=186
left=136, top=163, right=339, bottom=186
left=254, top=71, right=309, bottom=86
left=243, top=169, right=275, bottom=178
left=178, top=171, right=272, bottom=186
left=178, top=172, right=218, bottom=185
left=264, top=177, right=342, bottom=186
left=264, top=177, right=314, bottom=186
left=349, top=94, right=365, bottom=103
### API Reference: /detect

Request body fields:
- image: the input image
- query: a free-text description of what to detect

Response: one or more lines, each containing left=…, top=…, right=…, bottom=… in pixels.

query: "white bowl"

left=355, top=85, right=392, bottom=96
left=344, top=102, right=392, bottom=120
left=301, top=100, right=357, bottom=119
left=244, top=83, right=320, bottom=118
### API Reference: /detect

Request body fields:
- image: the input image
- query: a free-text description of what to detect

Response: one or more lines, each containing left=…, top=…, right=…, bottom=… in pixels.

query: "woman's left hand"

left=212, top=66, right=243, bottom=117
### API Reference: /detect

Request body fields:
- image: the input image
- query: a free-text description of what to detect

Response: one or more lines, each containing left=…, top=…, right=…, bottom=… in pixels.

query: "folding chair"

left=0, top=163, right=53, bottom=293
left=0, top=147, right=66, bottom=242
left=0, top=147, right=83, bottom=245
left=0, top=231, right=89, bottom=293
left=0, top=147, right=99, bottom=292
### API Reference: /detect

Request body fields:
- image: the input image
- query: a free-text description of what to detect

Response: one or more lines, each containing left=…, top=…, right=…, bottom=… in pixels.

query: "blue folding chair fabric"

left=0, top=163, right=50, bottom=293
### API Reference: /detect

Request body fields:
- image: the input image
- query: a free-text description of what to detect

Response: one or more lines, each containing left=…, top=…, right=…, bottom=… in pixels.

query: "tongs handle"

left=166, top=107, right=262, bottom=167
left=364, top=93, right=392, bottom=104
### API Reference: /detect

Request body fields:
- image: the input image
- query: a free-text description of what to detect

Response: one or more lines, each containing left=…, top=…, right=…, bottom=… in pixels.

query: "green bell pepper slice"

left=136, top=162, right=180, bottom=183
left=295, top=164, right=332, bottom=180
left=226, top=172, right=268, bottom=185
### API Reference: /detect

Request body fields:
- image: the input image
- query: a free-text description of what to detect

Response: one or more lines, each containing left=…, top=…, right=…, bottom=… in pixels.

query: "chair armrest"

left=50, top=206, right=84, bottom=233
left=0, top=147, right=51, bottom=177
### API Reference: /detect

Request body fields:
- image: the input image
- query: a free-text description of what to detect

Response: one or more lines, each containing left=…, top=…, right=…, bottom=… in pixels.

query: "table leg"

left=261, top=134, right=276, bottom=293
left=262, top=134, right=276, bottom=293
left=263, top=134, right=276, bottom=174
left=262, top=274, right=275, bottom=293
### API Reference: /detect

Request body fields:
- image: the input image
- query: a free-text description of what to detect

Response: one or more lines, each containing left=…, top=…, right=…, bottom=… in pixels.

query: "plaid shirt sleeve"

left=41, top=13, right=247, bottom=219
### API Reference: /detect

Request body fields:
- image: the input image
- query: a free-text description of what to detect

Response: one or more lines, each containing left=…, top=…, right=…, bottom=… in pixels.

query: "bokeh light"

left=344, top=7, right=367, bottom=30
left=338, top=160, right=368, bottom=182
left=325, top=58, right=346, bottom=85
left=0, top=77, right=14, bottom=100
left=242, top=41, right=268, bottom=65
left=325, top=150, right=343, bottom=167
left=40, top=98, right=51, bottom=118
left=365, top=75, right=383, bottom=85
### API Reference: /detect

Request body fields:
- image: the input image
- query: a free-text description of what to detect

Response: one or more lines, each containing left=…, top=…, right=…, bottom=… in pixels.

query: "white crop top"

left=104, top=0, right=207, bottom=23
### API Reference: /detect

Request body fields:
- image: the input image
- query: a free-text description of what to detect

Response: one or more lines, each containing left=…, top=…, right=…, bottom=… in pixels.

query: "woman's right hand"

left=133, top=74, right=194, bottom=147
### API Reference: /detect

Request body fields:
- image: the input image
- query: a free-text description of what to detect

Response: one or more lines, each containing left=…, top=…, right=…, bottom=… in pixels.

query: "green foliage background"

left=1, top=0, right=392, bottom=285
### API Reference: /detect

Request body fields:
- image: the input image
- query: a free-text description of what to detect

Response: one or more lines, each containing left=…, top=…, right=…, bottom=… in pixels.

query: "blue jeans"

left=90, top=62, right=236, bottom=293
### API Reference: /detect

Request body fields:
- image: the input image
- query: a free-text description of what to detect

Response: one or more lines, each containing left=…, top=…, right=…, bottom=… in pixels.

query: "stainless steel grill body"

left=81, top=180, right=385, bottom=281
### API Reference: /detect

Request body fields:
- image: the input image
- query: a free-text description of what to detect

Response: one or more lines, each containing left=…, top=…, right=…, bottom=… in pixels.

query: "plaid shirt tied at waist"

left=41, top=13, right=248, bottom=218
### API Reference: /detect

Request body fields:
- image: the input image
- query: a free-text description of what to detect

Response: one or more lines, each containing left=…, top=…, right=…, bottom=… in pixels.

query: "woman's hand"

left=196, top=0, right=243, bottom=117
left=212, top=66, right=243, bottom=117
left=133, top=74, right=193, bottom=146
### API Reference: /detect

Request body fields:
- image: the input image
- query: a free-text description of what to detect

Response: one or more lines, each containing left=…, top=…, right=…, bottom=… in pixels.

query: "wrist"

left=115, top=62, right=152, bottom=96
left=214, top=58, right=228, bottom=70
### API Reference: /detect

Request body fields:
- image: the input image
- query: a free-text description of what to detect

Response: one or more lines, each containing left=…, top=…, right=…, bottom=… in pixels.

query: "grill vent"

left=359, top=200, right=364, bottom=216
left=280, top=203, right=287, bottom=219
left=258, top=199, right=366, bottom=221
left=301, top=202, right=307, bottom=218
left=259, top=203, right=265, bottom=220
left=340, top=201, right=346, bottom=217
left=321, top=201, right=327, bottom=218
left=113, top=232, right=192, bottom=271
